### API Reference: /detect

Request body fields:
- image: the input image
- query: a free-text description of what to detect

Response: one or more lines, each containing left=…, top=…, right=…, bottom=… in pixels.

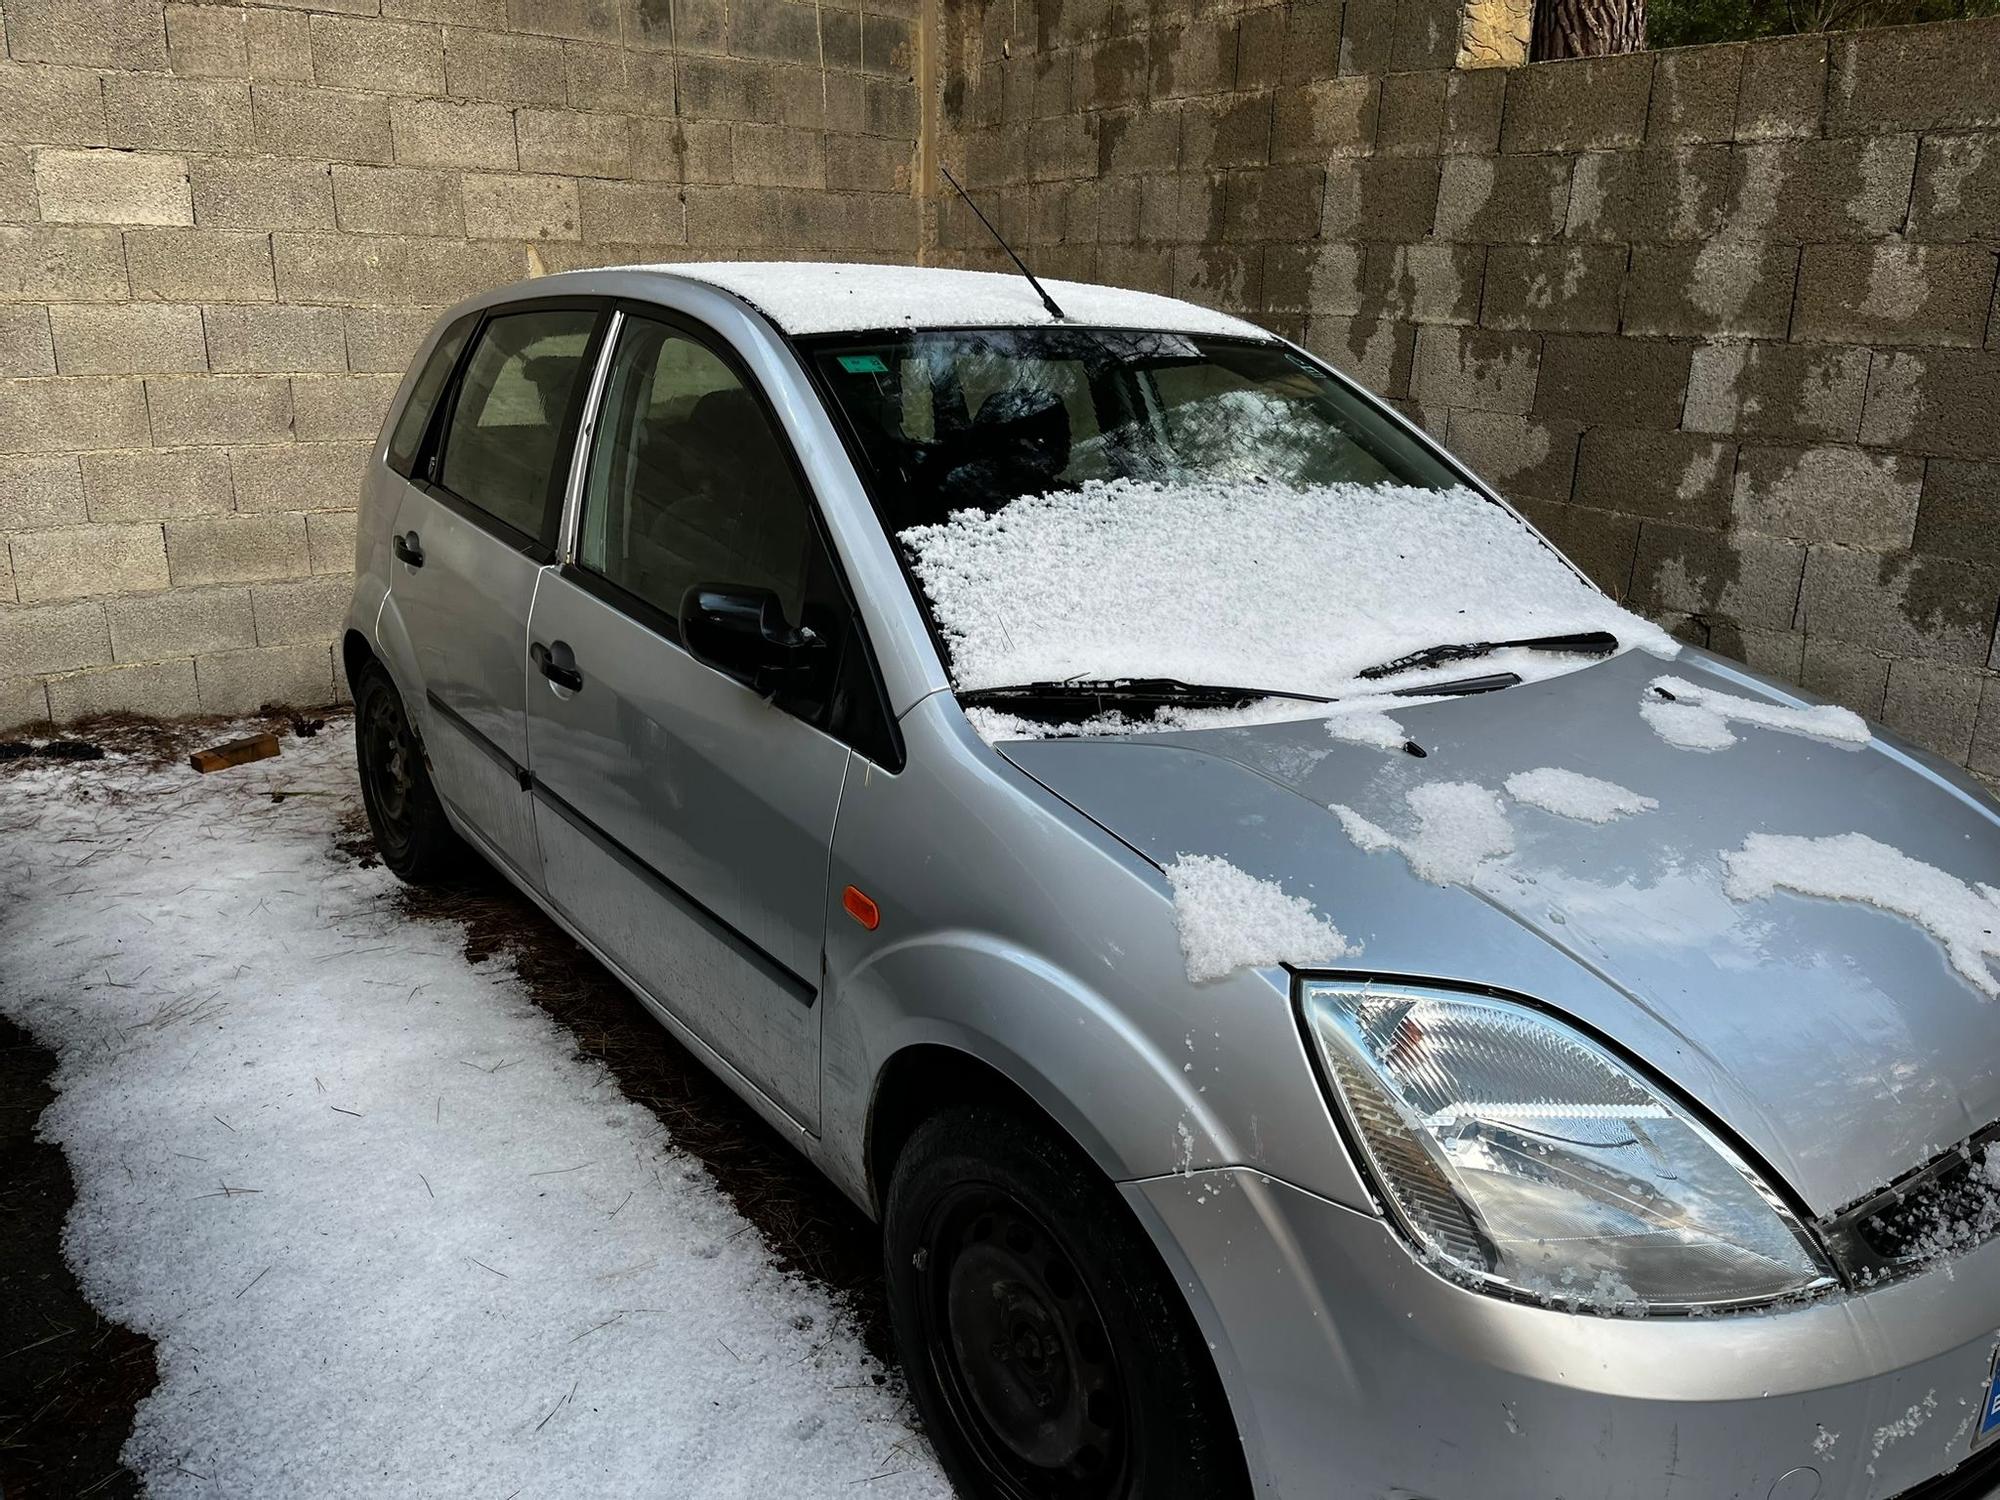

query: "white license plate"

left=1976, top=1344, right=2000, bottom=1452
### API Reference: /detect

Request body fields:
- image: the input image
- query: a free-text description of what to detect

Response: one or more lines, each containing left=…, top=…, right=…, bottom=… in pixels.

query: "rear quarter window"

left=386, top=314, right=474, bottom=478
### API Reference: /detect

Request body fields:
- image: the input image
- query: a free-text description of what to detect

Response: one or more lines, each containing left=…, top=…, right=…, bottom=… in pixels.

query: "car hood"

left=999, top=647, right=2000, bottom=1217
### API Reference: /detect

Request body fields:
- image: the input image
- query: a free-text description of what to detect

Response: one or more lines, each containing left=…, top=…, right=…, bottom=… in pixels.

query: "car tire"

left=883, top=1106, right=1250, bottom=1500
left=353, top=659, right=461, bottom=885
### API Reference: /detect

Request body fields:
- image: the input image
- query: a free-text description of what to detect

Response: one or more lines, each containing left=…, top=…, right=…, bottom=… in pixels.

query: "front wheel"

left=883, top=1107, right=1250, bottom=1500
left=353, top=659, right=461, bottom=884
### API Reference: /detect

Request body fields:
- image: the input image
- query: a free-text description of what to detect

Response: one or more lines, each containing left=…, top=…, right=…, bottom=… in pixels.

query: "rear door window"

left=437, top=308, right=599, bottom=545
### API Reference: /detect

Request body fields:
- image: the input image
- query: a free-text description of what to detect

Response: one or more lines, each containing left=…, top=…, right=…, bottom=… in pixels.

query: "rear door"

left=390, top=301, right=605, bottom=885
left=523, top=308, right=894, bottom=1130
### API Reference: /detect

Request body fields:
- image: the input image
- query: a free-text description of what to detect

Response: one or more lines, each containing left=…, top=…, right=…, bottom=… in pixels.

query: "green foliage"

left=1649, top=0, right=2000, bottom=47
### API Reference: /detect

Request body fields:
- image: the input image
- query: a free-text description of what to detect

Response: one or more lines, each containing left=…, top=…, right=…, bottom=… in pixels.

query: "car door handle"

left=392, top=531, right=424, bottom=568
left=531, top=640, right=583, bottom=693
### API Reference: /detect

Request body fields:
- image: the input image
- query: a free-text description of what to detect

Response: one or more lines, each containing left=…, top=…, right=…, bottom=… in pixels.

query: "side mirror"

left=679, top=584, right=828, bottom=698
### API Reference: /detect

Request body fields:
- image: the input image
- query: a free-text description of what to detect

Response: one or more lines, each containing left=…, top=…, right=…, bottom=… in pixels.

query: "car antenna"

left=941, top=163, right=1067, bottom=322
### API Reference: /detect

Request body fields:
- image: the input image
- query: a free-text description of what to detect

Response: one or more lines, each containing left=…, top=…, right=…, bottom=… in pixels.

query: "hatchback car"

left=345, top=262, right=2000, bottom=1500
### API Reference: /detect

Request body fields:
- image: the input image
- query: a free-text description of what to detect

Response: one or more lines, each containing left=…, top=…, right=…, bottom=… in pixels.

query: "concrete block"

left=1648, top=43, right=1743, bottom=145
left=1319, top=158, right=1439, bottom=242
left=1800, top=633, right=1891, bottom=716
left=0, top=226, right=128, bottom=303
left=0, top=598, right=110, bottom=675
left=331, top=165, right=465, bottom=237
left=1233, top=9, right=1286, bottom=92
left=1444, top=409, right=1580, bottom=501
left=576, top=180, right=685, bottom=243
left=1732, top=444, right=1921, bottom=549
left=1443, top=66, right=1506, bottom=153
left=81, top=448, right=234, bottom=522
left=251, top=574, right=353, bottom=647
left=1827, top=19, right=2000, bottom=137
left=729, top=0, right=823, bottom=66
left=195, top=640, right=335, bottom=713
left=35, top=149, right=192, bottom=227
left=247, top=10, right=315, bottom=80
left=146, top=375, right=294, bottom=448
left=390, top=99, right=519, bottom=171
left=167, top=513, right=310, bottom=588
left=104, top=76, right=254, bottom=155
left=447, top=25, right=568, bottom=105
left=0, top=677, right=50, bottom=732
left=204, top=305, right=348, bottom=375
left=1910, top=135, right=2000, bottom=243
left=1183, top=93, right=1273, bottom=171
left=1915, top=459, right=2000, bottom=566
left=1974, top=678, right=2000, bottom=775
left=1798, top=544, right=2000, bottom=666
left=1793, top=244, right=1997, bottom=349
left=1566, top=144, right=1731, bottom=242
left=1623, top=243, right=1798, bottom=340
left=0, top=455, right=85, bottom=530
left=343, top=307, right=444, bottom=374
left=1510, top=498, right=1641, bottom=598
left=1390, top=0, right=1462, bottom=72
left=1271, top=78, right=1376, bottom=162
left=1573, top=427, right=1735, bottom=525
left=166, top=4, right=248, bottom=77
left=0, top=308, right=57, bottom=377
left=1098, top=108, right=1181, bottom=176
left=388, top=0, right=511, bottom=20
left=1276, top=0, right=1337, bottom=83
left=1433, top=154, right=1570, bottom=243
left=1151, top=21, right=1237, bottom=99
left=232, top=442, right=371, bottom=514
left=1630, top=520, right=1806, bottom=631
left=251, top=83, right=396, bottom=166
left=1411, top=324, right=1539, bottom=411
left=731, top=123, right=823, bottom=188
left=825, top=135, right=909, bottom=195
left=1481, top=245, right=1625, bottom=334
left=273, top=232, right=521, bottom=305
left=307, top=510, right=359, bottom=574
left=50, top=304, right=207, bottom=375
left=1534, top=335, right=1693, bottom=428
left=1336, top=0, right=1395, bottom=76
left=6, top=0, right=167, bottom=69
left=11, top=523, right=169, bottom=603
left=1735, top=34, right=1825, bottom=142
left=0, top=377, right=149, bottom=453
left=1376, top=70, right=1446, bottom=157
left=565, top=44, right=680, bottom=122
left=1724, top=136, right=1918, bottom=243
left=191, top=158, right=335, bottom=231
left=291, top=375, right=399, bottom=443
left=1302, top=316, right=1416, bottom=399
left=46, top=658, right=200, bottom=720
left=1501, top=53, right=1654, bottom=154
left=1359, top=242, right=1485, bottom=325
left=0, top=61, right=107, bottom=147
left=1173, top=243, right=1261, bottom=315
left=1683, top=342, right=1870, bottom=442
left=1861, top=350, right=2000, bottom=461
left=0, top=147, right=34, bottom=223
left=462, top=173, right=581, bottom=240
left=1262, top=241, right=1362, bottom=315
left=1881, top=656, right=1986, bottom=761
left=1222, top=164, right=1323, bottom=242
left=517, top=109, right=631, bottom=178
left=125, top=228, right=277, bottom=303
left=1031, top=114, right=1098, bottom=183
left=310, top=15, right=446, bottom=94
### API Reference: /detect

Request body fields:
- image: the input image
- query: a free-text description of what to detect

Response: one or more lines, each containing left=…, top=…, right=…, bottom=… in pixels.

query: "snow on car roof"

left=618, top=260, right=1272, bottom=339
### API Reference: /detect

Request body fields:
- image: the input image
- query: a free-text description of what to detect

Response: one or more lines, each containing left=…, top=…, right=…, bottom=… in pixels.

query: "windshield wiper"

left=1356, top=631, right=1619, bottom=682
left=958, top=677, right=1337, bottom=712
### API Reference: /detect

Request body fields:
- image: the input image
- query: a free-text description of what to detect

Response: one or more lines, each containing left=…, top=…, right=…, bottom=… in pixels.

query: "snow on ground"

left=1503, top=768, right=1658, bottom=824
left=1644, top=676, right=1870, bottom=752
left=902, top=479, right=1673, bottom=705
left=1722, top=831, right=2000, bottom=1000
left=1163, top=854, right=1354, bottom=982
left=1331, top=782, right=1517, bottom=890
left=0, top=724, right=948, bottom=1499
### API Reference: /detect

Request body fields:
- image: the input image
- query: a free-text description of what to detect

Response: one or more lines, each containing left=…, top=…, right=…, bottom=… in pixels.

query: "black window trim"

left=555, top=296, right=907, bottom=773
left=413, top=295, right=614, bottom=567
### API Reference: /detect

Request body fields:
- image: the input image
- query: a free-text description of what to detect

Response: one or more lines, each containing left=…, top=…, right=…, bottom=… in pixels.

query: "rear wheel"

left=883, top=1107, right=1249, bottom=1500
left=353, top=659, right=460, bottom=884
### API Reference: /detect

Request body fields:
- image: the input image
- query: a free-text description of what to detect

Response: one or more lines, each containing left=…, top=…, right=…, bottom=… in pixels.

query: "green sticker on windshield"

left=838, top=353, right=889, bottom=374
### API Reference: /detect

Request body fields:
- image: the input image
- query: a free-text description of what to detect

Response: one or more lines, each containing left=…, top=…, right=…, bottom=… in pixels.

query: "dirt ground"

left=0, top=711, right=893, bottom=1495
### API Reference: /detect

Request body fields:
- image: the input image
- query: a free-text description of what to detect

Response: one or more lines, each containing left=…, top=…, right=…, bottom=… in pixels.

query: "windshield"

left=805, top=328, right=1461, bottom=532
left=804, top=327, right=1667, bottom=735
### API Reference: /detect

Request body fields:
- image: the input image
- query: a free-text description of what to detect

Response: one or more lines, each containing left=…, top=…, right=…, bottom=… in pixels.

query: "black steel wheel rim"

left=359, top=682, right=418, bottom=856
left=918, top=1183, right=1130, bottom=1500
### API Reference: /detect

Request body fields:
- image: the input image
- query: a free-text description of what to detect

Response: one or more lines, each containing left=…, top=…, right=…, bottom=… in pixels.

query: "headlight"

left=1301, top=980, right=1836, bottom=1314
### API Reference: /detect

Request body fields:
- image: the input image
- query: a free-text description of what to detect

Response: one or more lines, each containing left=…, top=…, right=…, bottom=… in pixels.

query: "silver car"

left=344, top=262, right=2000, bottom=1500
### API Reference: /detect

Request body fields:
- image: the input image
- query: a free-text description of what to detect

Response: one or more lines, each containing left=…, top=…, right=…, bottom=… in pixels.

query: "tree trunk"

left=1530, top=0, right=1646, bottom=57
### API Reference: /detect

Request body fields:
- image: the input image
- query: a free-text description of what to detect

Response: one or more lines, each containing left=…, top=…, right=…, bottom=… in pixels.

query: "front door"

left=390, top=302, right=602, bottom=884
left=524, top=311, right=861, bottom=1130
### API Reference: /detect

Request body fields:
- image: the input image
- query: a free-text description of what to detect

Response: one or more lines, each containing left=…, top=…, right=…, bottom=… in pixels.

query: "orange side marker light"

left=843, top=885, right=881, bottom=931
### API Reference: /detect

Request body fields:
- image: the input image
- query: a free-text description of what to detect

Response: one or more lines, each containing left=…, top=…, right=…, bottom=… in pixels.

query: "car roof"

left=594, top=259, right=1273, bottom=340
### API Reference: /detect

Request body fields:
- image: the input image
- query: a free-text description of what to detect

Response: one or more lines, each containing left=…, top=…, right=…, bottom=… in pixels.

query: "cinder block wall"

left=934, top=2, right=2000, bottom=777
left=0, top=0, right=917, bottom=728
